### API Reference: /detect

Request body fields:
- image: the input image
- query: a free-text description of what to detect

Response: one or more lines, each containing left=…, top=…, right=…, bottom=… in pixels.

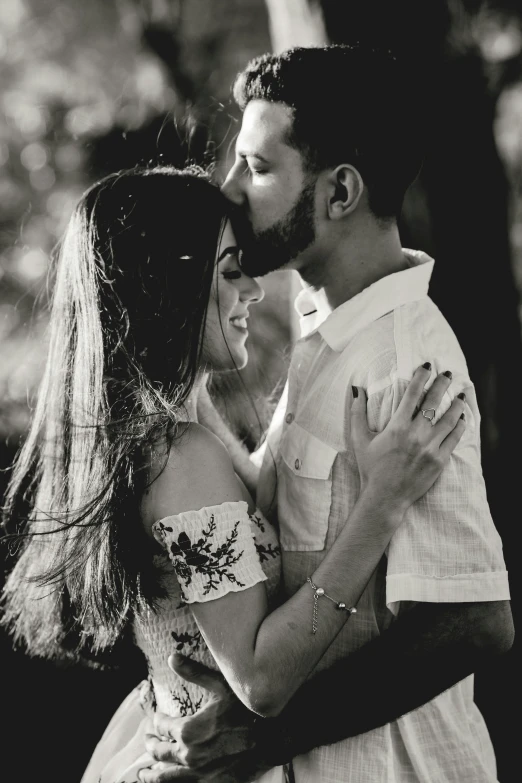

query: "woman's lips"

left=229, top=315, right=249, bottom=334
left=229, top=316, right=248, bottom=329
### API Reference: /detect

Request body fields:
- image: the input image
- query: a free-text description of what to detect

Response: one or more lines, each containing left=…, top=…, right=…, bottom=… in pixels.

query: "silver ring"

left=421, top=408, right=436, bottom=425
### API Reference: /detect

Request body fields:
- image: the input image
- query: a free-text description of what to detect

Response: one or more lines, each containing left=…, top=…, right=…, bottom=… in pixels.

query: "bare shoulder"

left=141, top=423, right=248, bottom=538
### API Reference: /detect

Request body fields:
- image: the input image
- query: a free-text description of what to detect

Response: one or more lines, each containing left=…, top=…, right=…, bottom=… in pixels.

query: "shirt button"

left=294, top=458, right=301, bottom=470
left=286, top=413, right=294, bottom=424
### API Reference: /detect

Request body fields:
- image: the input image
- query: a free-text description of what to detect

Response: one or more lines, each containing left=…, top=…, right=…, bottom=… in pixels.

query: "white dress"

left=81, top=501, right=286, bottom=783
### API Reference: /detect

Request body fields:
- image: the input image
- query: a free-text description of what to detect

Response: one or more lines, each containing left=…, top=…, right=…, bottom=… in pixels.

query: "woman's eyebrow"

left=239, top=151, right=269, bottom=165
left=218, top=245, right=239, bottom=262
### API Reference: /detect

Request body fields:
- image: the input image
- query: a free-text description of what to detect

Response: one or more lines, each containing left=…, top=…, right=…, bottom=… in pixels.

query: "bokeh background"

left=1, top=1, right=521, bottom=781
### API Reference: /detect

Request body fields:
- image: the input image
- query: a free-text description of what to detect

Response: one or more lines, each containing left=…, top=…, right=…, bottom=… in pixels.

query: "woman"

left=0, top=167, right=466, bottom=783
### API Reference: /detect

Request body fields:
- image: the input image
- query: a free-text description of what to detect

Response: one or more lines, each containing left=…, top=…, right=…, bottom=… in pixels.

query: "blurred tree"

left=0, top=2, right=520, bottom=781
left=264, top=0, right=327, bottom=51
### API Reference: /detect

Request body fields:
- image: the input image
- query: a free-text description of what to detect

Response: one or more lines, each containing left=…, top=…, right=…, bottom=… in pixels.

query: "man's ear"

left=326, top=165, right=364, bottom=220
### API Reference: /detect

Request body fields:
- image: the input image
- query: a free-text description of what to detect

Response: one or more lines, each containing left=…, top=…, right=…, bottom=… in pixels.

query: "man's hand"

left=138, top=654, right=272, bottom=783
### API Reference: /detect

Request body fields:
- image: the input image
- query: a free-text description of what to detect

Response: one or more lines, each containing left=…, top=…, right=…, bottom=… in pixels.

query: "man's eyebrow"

left=217, top=245, right=239, bottom=262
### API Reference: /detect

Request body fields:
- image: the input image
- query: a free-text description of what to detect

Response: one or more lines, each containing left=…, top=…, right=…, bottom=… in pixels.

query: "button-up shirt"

left=257, top=250, right=510, bottom=783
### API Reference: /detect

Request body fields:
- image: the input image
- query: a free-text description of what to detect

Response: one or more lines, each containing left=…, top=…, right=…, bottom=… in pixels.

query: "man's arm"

left=140, top=598, right=513, bottom=782
left=257, top=598, right=514, bottom=765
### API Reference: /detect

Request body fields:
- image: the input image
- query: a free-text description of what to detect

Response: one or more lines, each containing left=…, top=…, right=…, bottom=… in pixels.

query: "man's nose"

left=221, top=168, right=245, bottom=206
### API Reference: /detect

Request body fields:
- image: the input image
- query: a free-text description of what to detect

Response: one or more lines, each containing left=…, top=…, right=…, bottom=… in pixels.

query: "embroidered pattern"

left=171, top=683, right=203, bottom=717
left=249, top=511, right=266, bottom=533
left=156, top=516, right=246, bottom=597
left=171, top=629, right=202, bottom=655
left=254, top=540, right=281, bottom=563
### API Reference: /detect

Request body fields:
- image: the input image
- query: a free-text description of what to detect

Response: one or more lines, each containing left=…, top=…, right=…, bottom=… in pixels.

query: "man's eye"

left=223, top=270, right=242, bottom=280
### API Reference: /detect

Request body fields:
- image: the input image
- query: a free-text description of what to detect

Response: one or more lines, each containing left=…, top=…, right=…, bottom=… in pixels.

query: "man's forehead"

left=236, top=100, right=293, bottom=154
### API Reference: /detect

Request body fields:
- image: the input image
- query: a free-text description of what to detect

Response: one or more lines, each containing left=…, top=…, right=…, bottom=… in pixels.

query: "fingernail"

left=460, top=413, right=465, bottom=420
left=168, top=653, right=185, bottom=668
left=352, top=386, right=358, bottom=398
left=443, top=370, right=452, bottom=379
left=457, top=392, right=466, bottom=400
left=422, top=362, right=431, bottom=370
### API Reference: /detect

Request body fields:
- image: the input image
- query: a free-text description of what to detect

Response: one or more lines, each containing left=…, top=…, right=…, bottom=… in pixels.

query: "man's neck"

left=299, top=223, right=408, bottom=310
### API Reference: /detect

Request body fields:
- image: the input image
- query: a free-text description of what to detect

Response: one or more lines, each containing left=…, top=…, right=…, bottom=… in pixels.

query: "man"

left=140, top=45, right=513, bottom=782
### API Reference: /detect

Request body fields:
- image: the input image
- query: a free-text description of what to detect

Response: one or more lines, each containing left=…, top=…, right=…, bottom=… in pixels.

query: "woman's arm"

left=192, top=484, right=401, bottom=718
left=146, top=367, right=465, bottom=718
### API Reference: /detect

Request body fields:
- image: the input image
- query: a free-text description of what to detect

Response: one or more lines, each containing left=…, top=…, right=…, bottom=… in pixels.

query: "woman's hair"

left=1, top=166, right=231, bottom=665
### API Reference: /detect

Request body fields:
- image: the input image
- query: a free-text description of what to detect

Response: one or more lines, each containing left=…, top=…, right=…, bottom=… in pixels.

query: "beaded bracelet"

left=307, top=577, right=357, bottom=635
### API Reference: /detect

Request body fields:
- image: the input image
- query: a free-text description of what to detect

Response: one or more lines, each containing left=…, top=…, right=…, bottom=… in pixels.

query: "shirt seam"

left=387, top=570, right=509, bottom=580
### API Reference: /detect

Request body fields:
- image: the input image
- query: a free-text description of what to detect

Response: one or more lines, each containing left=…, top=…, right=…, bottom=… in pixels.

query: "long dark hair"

left=1, top=166, right=231, bottom=664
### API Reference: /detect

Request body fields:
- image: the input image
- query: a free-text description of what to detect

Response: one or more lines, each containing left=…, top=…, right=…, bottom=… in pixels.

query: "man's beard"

left=232, top=180, right=316, bottom=278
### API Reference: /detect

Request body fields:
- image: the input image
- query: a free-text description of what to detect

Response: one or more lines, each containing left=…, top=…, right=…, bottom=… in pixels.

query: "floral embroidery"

left=171, top=629, right=202, bottom=655
left=250, top=512, right=281, bottom=562
left=254, top=540, right=281, bottom=564
left=156, top=516, right=246, bottom=597
left=171, top=683, right=203, bottom=717
left=249, top=511, right=266, bottom=533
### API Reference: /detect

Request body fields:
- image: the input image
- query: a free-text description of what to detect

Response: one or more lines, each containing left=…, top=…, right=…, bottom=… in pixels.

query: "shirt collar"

left=294, top=249, right=434, bottom=351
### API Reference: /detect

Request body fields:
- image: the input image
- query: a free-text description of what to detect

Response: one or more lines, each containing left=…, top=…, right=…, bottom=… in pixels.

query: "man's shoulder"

left=338, top=296, right=470, bottom=393
left=335, top=308, right=398, bottom=392
left=395, top=296, right=470, bottom=379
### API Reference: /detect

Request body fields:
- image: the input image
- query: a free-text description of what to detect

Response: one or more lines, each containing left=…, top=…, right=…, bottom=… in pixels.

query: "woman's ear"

left=327, top=165, right=364, bottom=220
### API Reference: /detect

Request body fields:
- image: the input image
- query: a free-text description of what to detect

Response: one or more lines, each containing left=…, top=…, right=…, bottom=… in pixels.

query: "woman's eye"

left=245, top=160, right=267, bottom=177
left=223, top=270, right=242, bottom=280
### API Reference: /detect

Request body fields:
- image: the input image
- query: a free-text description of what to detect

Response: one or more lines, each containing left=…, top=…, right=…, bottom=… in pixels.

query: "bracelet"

left=307, top=577, right=357, bottom=635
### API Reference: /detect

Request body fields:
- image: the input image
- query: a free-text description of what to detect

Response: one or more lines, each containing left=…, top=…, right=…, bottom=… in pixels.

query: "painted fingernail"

left=422, top=362, right=431, bottom=370
left=352, top=386, right=358, bottom=398
left=443, top=370, right=452, bottom=379
left=457, top=392, right=466, bottom=400
left=460, top=413, right=465, bottom=420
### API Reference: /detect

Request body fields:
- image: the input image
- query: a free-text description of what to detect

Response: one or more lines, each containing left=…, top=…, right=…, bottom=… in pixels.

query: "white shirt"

left=257, top=250, right=510, bottom=783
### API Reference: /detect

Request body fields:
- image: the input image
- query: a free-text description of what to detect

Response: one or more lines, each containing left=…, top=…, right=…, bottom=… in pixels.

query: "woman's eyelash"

left=223, top=270, right=242, bottom=280
left=243, top=160, right=266, bottom=176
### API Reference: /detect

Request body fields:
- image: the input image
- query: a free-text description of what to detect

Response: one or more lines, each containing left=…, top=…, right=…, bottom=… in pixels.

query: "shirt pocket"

left=277, top=423, right=337, bottom=551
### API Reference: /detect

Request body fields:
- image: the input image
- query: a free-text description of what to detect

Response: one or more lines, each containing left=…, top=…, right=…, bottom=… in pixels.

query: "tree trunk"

left=264, top=0, right=327, bottom=52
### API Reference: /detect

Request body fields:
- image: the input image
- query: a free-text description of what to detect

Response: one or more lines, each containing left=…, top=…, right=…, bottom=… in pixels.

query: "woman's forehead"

left=219, top=220, right=237, bottom=248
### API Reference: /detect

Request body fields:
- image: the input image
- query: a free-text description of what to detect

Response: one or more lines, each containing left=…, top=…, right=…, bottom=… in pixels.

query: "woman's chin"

left=229, top=348, right=249, bottom=371
left=212, top=348, right=249, bottom=373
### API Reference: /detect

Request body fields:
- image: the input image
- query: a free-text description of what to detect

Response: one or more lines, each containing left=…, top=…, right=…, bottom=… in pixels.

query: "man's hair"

left=233, top=45, right=428, bottom=219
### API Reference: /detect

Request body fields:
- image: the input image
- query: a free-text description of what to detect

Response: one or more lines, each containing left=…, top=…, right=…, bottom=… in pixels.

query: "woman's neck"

left=184, top=372, right=209, bottom=422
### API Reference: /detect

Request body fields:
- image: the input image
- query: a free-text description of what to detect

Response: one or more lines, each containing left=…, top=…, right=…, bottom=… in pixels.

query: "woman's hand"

left=351, top=364, right=467, bottom=515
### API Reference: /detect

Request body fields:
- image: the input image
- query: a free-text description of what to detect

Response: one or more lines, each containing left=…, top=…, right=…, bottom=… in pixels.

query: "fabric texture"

left=81, top=501, right=283, bottom=783
left=257, top=250, right=509, bottom=783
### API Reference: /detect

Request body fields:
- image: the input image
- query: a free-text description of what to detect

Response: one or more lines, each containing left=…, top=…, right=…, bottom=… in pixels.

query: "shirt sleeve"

left=152, top=500, right=267, bottom=603
left=366, top=378, right=510, bottom=615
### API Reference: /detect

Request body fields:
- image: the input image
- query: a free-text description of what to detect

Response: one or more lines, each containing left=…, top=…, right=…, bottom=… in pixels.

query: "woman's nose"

left=241, top=275, right=264, bottom=304
left=221, top=167, right=245, bottom=206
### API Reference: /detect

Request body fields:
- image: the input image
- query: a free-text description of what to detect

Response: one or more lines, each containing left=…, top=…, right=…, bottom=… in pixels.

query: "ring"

left=421, top=408, right=436, bottom=424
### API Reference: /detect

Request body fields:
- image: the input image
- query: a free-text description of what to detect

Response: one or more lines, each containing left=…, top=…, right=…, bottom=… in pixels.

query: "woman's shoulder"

left=141, top=423, right=247, bottom=538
